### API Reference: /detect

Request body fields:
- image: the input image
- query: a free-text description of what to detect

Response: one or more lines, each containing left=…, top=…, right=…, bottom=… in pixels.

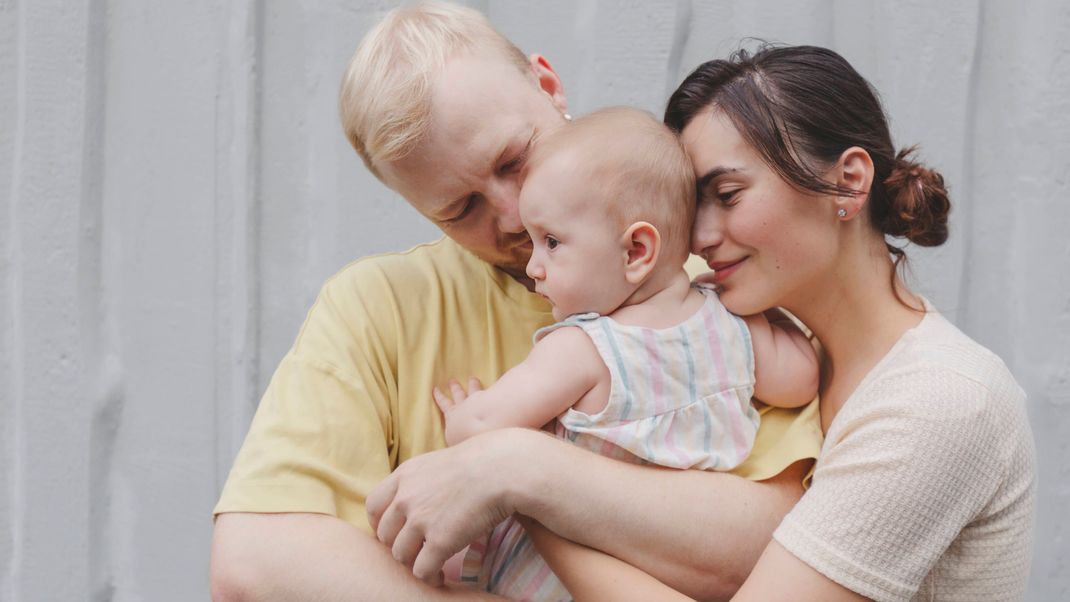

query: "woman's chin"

left=719, top=288, right=767, bottom=317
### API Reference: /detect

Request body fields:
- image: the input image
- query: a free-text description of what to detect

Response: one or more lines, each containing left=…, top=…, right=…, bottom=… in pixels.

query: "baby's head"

left=519, top=107, right=696, bottom=320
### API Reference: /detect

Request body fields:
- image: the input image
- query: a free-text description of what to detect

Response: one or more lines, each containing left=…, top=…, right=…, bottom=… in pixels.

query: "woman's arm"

left=518, top=516, right=695, bottom=602
left=367, top=428, right=810, bottom=600
left=731, top=541, right=868, bottom=601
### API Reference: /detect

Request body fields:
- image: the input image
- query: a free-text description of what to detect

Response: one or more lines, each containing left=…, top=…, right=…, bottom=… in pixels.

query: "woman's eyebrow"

left=494, top=126, right=535, bottom=167
left=696, top=166, right=744, bottom=190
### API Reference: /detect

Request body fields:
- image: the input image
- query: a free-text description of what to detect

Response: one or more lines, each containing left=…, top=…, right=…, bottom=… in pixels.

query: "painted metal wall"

left=2, top=1, right=1067, bottom=599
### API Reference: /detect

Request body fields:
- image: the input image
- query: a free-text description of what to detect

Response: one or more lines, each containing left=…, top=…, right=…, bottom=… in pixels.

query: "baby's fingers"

left=432, top=387, right=454, bottom=414
left=448, top=379, right=468, bottom=403
left=467, top=377, right=484, bottom=394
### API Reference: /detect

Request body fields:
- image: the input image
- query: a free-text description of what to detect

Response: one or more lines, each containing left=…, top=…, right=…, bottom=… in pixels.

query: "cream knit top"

left=774, top=307, right=1035, bottom=601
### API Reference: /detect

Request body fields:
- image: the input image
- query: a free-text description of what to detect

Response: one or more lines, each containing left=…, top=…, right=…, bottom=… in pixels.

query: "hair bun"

left=880, top=146, right=951, bottom=247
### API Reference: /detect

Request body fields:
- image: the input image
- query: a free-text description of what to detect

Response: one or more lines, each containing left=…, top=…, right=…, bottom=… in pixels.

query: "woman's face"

left=681, top=108, right=840, bottom=316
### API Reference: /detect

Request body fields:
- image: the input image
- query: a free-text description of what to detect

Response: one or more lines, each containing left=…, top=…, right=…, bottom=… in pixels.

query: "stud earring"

left=564, top=113, right=572, bottom=121
left=837, top=208, right=847, bottom=218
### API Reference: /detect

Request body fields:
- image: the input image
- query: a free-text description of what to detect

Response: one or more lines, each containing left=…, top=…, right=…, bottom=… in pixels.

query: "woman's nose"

left=690, top=207, right=725, bottom=257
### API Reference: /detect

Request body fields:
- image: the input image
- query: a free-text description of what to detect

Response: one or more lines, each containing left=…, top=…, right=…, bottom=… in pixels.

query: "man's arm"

left=368, top=428, right=810, bottom=601
left=434, top=326, right=604, bottom=446
left=211, top=512, right=501, bottom=601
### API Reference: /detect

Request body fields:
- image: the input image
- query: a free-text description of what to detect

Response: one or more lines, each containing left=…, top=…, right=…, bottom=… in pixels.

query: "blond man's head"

left=523, top=107, right=697, bottom=264
left=339, top=1, right=531, bottom=179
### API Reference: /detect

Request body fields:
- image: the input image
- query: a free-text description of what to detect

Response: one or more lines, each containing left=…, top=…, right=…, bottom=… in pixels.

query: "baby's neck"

left=608, top=268, right=703, bottom=329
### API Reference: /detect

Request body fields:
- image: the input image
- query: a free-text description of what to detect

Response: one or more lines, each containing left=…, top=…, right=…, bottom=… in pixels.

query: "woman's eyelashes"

left=498, top=151, right=526, bottom=175
left=499, top=134, right=533, bottom=176
left=716, top=189, right=741, bottom=205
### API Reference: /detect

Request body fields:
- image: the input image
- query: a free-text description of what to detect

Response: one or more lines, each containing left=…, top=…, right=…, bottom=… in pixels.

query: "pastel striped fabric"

left=461, top=284, right=760, bottom=600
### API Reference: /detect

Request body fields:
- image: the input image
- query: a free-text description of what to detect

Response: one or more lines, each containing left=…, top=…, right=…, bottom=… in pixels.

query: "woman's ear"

left=528, top=54, right=568, bottom=115
left=833, top=146, right=874, bottom=220
left=622, top=222, right=661, bottom=285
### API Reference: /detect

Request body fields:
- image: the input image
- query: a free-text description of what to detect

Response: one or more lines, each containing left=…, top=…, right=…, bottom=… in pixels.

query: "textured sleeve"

left=214, top=263, right=398, bottom=532
left=773, top=369, right=1011, bottom=602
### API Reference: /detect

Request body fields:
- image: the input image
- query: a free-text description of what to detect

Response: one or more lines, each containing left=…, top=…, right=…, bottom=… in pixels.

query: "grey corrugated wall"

left=2, top=1, right=1067, bottom=599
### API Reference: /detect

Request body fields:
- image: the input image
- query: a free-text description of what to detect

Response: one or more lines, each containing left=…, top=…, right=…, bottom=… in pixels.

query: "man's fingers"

left=365, top=473, right=398, bottom=532
left=432, top=387, right=453, bottom=413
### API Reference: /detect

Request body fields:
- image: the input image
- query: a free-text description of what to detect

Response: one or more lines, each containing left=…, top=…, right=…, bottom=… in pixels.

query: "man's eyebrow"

left=696, top=166, right=744, bottom=191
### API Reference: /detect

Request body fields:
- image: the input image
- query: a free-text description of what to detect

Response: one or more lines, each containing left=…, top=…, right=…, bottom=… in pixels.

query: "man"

left=211, top=3, right=821, bottom=600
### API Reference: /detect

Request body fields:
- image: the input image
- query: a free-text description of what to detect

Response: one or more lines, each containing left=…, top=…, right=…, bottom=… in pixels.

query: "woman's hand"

left=365, top=427, right=545, bottom=585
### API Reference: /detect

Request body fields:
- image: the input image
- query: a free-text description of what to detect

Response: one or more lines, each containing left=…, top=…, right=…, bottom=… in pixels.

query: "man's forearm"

left=510, top=432, right=809, bottom=600
left=211, top=512, right=498, bottom=601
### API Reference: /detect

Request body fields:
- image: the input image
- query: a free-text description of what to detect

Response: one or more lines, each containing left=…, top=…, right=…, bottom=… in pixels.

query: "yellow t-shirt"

left=214, top=238, right=822, bottom=531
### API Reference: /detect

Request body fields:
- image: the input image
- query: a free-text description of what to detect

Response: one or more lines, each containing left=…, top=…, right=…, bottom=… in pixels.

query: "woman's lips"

left=708, top=258, right=746, bottom=283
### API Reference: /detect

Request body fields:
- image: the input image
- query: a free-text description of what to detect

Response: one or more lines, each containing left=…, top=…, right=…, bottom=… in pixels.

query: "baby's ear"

left=622, top=221, right=660, bottom=284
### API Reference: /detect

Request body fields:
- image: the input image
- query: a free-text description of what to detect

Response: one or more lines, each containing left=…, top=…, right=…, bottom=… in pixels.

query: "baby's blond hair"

left=524, top=107, right=697, bottom=263
left=339, top=1, right=530, bottom=179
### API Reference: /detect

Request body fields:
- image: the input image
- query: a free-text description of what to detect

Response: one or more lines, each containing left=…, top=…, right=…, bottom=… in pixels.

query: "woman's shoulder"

left=842, top=309, right=1028, bottom=437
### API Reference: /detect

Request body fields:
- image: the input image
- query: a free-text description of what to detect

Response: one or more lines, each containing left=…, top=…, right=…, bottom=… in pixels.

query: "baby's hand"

left=432, top=377, right=484, bottom=416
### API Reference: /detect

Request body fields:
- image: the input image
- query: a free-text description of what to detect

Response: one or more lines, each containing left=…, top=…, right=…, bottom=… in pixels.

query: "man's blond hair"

left=339, top=1, right=530, bottom=179
left=524, top=107, right=697, bottom=263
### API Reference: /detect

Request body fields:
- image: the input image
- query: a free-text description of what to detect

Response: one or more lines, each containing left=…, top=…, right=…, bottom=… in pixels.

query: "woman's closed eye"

left=715, top=188, right=742, bottom=206
left=498, top=153, right=526, bottom=175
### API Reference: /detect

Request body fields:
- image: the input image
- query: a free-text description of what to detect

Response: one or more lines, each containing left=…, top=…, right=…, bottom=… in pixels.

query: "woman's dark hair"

left=665, top=44, right=950, bottom=308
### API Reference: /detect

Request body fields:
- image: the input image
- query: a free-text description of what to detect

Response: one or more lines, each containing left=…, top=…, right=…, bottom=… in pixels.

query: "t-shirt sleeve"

left=213, top=266, right=397, bottom=533
left=773, top=370, right=1008, bottom=602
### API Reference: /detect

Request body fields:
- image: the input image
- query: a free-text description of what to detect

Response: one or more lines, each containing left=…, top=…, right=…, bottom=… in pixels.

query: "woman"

left=685, top=44, right=1035, bottom=600
left=529, top=45, right=1035, bottom=601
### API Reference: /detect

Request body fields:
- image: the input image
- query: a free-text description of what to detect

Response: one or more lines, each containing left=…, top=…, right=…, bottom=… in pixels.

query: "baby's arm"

left=434, top=326, right=606, bottom=446
left=743, top=309, right=819, bottom=408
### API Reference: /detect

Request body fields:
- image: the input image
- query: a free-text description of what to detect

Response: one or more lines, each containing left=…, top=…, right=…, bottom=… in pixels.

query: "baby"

left=434, top=107, right=819, bottom=599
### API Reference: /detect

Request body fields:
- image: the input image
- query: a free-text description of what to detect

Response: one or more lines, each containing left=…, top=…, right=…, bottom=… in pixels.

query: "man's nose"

left=486, top=178, right=523, bottom=234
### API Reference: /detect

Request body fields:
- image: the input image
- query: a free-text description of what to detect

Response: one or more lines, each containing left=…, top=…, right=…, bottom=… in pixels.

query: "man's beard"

left=483, top=233, right=533, bottom=286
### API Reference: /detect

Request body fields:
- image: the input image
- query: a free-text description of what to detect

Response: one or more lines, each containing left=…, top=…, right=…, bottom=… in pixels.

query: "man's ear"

left=833, top=146, right=874, bottom=220
left=622, top=222, right=660, bottom=285
left=528, top=54, right=568, bottom=115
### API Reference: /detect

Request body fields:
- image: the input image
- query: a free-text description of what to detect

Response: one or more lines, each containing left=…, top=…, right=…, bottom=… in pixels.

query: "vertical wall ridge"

left=665, top=0, right=693, bottom=100
left=80, top=0, right=121, bottom=599
left=214, top=0, right=264, bottom=492
left=2, top=0, right=28, bottom=598
left=955, top=0, right=986, bottom=331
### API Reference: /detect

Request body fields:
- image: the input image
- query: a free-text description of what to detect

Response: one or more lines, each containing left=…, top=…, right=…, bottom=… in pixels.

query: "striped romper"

left=460, top=283, right=761, bottom=600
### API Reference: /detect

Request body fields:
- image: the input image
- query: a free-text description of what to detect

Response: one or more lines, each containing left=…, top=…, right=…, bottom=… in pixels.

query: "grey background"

left=2, top=0, right=1068, bottom=599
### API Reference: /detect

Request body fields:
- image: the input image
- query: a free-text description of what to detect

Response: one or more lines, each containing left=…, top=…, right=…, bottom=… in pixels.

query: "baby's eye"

left=546, top=236, right=559, bottom=250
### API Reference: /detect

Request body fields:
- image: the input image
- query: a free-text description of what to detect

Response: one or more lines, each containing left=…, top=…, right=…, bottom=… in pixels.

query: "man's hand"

left=366, top=429, right=525, bottom=584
